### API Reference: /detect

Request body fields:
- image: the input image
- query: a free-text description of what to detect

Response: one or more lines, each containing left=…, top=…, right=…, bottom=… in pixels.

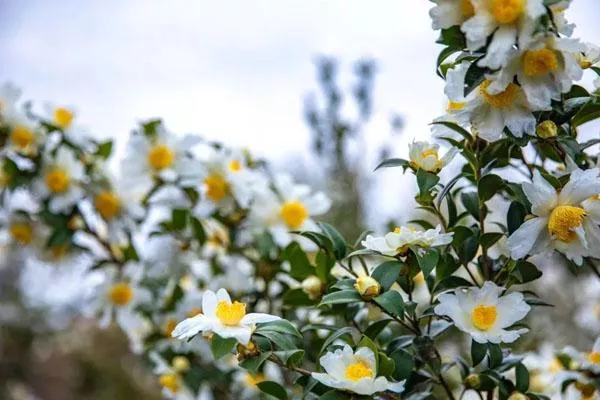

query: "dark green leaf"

left=515, top=362, right=529, bottom=393
left=416, top=169, right=440, bottom=195
left=412, top=247, right=439, bottom=277
left=210, top=334, right=237, bottom=360
left=373, top=291, right=405, bottom=318
left=96, top=140, right=113, bottom=159
left=378, top=352, right=395, bottom=377
left=471, top=340, right=487, bottom=366
left=256, top=320, right=302, bottom=339
left=364, top=319, right=394, bottom=340
left=239, top=351, right=272, bottom=373
left=479, top=232, right=503, bottom=250
left=371, top=261, right=403, bottom=290
left=507, top=201, right=527, bottom=235
left=318, top=222, right=347, bottom=260
left=282, top=288, right=317, bottom=306
left=284, top=242, right=314, bottom=280
left=319, top=290, right=362, bottom=307
left=430, top=121, right=471, bottom=142
left=374, top=158, right=409, bottom=171
left=190, top=217, right=207, bottom=245
left=171, top=208, right=188, bottom=230
left=478, top=174, right=505, bottom=202
left=257, top=381, right=288, bottom=400
left=461, top=191, right=480, bottom=220
left=319, top=327, right=355, bottom=357
left=390, top=349, right=414, bottom=381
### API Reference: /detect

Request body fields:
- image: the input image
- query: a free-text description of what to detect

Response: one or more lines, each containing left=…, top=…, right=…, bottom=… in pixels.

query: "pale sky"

left=1, top=0, right=599, bottom=224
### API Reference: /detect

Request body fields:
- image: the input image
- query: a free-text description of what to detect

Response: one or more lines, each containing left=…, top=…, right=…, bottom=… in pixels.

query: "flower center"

left=547, top=205, right=586, bottom=243
left=204, top=174, right=229, bottom=202
left=244, top=373, right=266, bottom=387
left=588, top=352, right=600, bottom=364
left=108, top=282, right=133, bottom=306
left=461, top=0, right=475, bottom=18
left=522, top=49, right=559, bottom=77
left=549, top=357, right=563, bottom=373
left=10, top=125, right=35, bottom=150
left=280, top=201, right=308, bottom=230
left=95, top=191, right=121, bottom=220
left=9, top=222, right=33, bottom=245
left=215, top=300, right=246, bottom=326
left=345, top=360, right=373, bottom=382
left=147, top=145, right=175, bottom=170
left=447, top=101, right=466, bottom=111
left=575, top=382, right=597, bottom=399
left=54, top=107, right=74, bottom=129
left=45, top=168, right=71, bottom=193
left=228, top=159, right=242, bottom=172
left=159, top=373, right=180, bottom=394
left=471, top=304, right=497, bottom=330
left=479, top=80, right=519, bottom=108
left=490, top=0, right=525, bottom=24
left=163, top=318, right=178, bottom=337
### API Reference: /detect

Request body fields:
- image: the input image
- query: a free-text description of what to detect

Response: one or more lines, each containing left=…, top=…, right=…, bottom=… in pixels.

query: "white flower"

left=2, top=112, right=41, bottom=157
left=42, top=104, right=94, bottom=149
left=578, top=42, right=600, bottom=69
left=487, top=36, right=585, bottom=111
left=506, top=168, right=600, bottom=265
left=150, top=352, right=205, bottom=400
left=171, top=288, right=280, bottom=345
left=247, top=173, right=331, bottom=249
left=563, top=337, right=600, bottom=375
left=182, top=145, right=262, bottom=217
left=362, top=225, right=453, bottom=256
left=33, top=146, right=85, bottom=213
left=549, top=1, right=575, bottom=37
left=120, top=126, right=202, bottom=191
left=409, top=140, right=457, bottom=173
left=434, top=281, right=530, bottom=343
left=523, top=343, right=563, bottom=395
left=443, top=61, right=536, bottom=142
left=461, top=0, right=546, bottom=69
left=574, top=277, right=600, bottom=334
left=0, top=188, right=40, bottom=249
left=311, top=345, right=405, bottom=395
left=233, top=362, right=282, bottom=399
left=429, top=0, right=476, bottom=30
left=0, top=82, right=22, bottom=119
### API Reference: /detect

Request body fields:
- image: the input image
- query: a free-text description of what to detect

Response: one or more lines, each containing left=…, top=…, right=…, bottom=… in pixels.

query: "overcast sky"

left=1, top=0, right=599, bottom=224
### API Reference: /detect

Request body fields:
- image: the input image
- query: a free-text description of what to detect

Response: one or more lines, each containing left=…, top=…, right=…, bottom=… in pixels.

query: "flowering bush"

left=1, top=1, right=600, bottom=399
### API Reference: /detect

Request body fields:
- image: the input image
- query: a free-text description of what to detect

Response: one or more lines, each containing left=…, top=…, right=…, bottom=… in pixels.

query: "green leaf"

left=373, top=291, right=405, bottom=318
left=478, top=174, right=505, bottom=202
left=461, top=191, right=480, bottom=220
left=507, top=201, right=528, bottom=235
left=412, top=247, right=439, bottom=277
left=254, top=330, right=297, bottom=350
left=580, top=138, right=600, bottom=150
left=572, top=97, right=600, bottom=127
left=171, top=208, right=188, bottom=230
left=239, top=351, right=272, bottom=373
left=210, top=334, right=237, bottom=360
left=318, top=222, right=347, bottom=260
left=390, top=349, right=414, bottom=381
left=464, top=60, right=487, bottom=97
left=96, top=140, right=113, bottom=159
left=416, top=169, right=440, bottom=195
left=364, top=319, right=394, bottom=340
left=319, top=327, right=355, bottom=357
left=46, top=228, right=72, bottom=248
left=434, top=276, right=472, bottom=293
left=436, top=26, right=466, bottom=48
left=282, top=288, right=317, bottom=306
left=371, top=261, right=403, bottom=290
left=471, top=340, right=487, bottom=366
left=374, top=158, right=409, bottom=171
left=480, top=232, right=503, bottom=250
left=515, top=362, right=530, bottom=393
left=430, top=121, right=471, bottom=142
left=273, top=349, right=305, bottom=367
left=378, top=352, right=395, bottom=377
left=319, top=290, right=362, bottom=307
left=358, top=335, right=379, bottom=371
left=488, top=343, right=503, bottom=368
left=513, top=260, right=542, bottom=284
left=284, top=242, right=314, bottom=280
left=190, top=217, right=207, bottom=245
left=256, top=320, right=302, bottom=339
left=318, top=391, right=350, bottom=400
left=257, top=381, right=288, bottom=400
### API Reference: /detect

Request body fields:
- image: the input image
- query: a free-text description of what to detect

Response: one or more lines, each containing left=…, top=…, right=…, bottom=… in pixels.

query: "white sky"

left=1, top=0, right=599, bottom=225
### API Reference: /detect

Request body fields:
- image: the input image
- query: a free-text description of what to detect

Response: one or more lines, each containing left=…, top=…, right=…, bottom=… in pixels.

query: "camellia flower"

left=461, top=0, right=546, bottom=69
left=487, top=36, right=585, bottom=111
left=42, top=103, right=94, bottom=149
left=578, top=42, right=600, bottom=69
left=429, top=0, right=476, bottom=30
left=0, top=82, right=21, bottom=117
left=563, top=337, right=600, bottom=375
left=171, top=288, right=280, bottom=345
left=362, top=225, right=453, bottom=257
left=506, top=169, right=600, bottom=265
left=34, top=146, right=85, bottom=213
left=311, top=345, right=405, bottom=395
left=434, top=281, right=530, bottom=343
left=549, top=0, right=575, bottom=37
left=150, top=352, right=206, bottom=400
left=443, top=61, right=536, bottom=142
left=247, top=173, right=331, bottom=248
left=0, top=188, right=41, bottom=249
left=120, top=126, right=202, bottom=191
left=408, top=140, right=457, bottom=173
left=2, top=111, right=40, bottom=157
left=522, top=343, right=563, bottom=395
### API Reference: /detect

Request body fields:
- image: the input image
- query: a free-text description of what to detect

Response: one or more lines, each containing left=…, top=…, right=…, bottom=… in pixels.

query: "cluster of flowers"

left=1, top=1, right=600, bottom=399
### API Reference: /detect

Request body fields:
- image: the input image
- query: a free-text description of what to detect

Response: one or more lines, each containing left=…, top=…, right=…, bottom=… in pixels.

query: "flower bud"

left=172, top=356, right=190, bottom=372
left=536, top=120, right=558, bottom=139
left=354, top=276, right=381, bottom=300
left=508, top=392, right=529, bottom=400
left=464, top=374, right=481, bottom=389
left=236, top=341, right=260, bottom=361
left=301, top=275, right=323, bottom=300
left=68, top=215, right=85, bottom=231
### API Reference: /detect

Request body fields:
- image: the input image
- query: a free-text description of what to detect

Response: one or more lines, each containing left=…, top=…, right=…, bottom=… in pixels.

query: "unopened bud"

left=354, top=276, right=381, bottom=300
left=237, top=341, right=259, bottom=360
left=508, top=392, right=529, bottom=400
left=464, top=374, right=481, bottom=389
left=301, top=275, right=323, bottom=300
left=172, top=356, right=190, bottom=372
left=536, top=120, right=558, bottom=139
left=68, top=215, right=85, bottom=231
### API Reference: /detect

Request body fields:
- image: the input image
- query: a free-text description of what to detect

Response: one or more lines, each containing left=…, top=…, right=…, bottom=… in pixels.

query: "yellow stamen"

left=54, top=107, right=74, bottom=129
left=244, top=373, right=266, bottom=387
left=10, top=125, right=35, bottom=150
left=45, top=168, right=71, bottom=193
left=345, top=360, right=373, bottom=382
left=94, top=191, right=121, bottom=220
left=393, top=227, right=401, bottom=234
left=522, top=49, right=559, bottom=77
left=215, top=301, right=246, bottom=326
left=228, top=159, right=242, bottom=172
left=461, top=0, right=475, bottom=18
left=163, top=318, right=177, bottom=337
left=147, top=145, right=174, bottom=170
left=204, top=174, right=229, bottom=202
left=549, top=357, right=563, bottom=373
left=280, top=201, right=308, bottom=230
left=491, top=0, right=525, bottom=24
left=159, top=373, right=180, bottom=394
left=479, top=80, right=519, bottom=108
left=471, top=304, right=498, bottom=331
left=447, top=101, right=466, bottom=111
left=588, top=352, right=600, bottom=364
left=547, top=205, right=586, bottom=242
left=9, top=222, right=33, bottom=245
left=172, top=356, right=190, bottom=372
left=108, top=282, right=133, bottom=306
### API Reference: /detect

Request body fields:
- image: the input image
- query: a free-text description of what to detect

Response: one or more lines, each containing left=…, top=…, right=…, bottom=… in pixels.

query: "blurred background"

left=1, top=1, right=600, bottom=399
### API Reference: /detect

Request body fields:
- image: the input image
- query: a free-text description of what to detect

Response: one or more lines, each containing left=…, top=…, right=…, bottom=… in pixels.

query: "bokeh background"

left=1, top=1, right=600, bottom=399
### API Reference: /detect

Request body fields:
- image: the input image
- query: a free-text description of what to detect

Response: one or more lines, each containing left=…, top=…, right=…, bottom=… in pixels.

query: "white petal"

left=214, top=325, right=252, bottom=345
left=506, top=216, right=547, bottom=259
left=319, top=352, right=346, bottom=380
left=171, top=314, right=211, bottom=339
left=216, top=288, right=232, bottom=303
left=311, top=373, right=343, bottom=391
left=354, top=347, right=377, bottom=370
left=241, top=313, right=280, bottom=325
left=523, top=170, right=557, bottom=215
left=495, top=292, right=530, bottom=328
left=558, top=168, right=600, bottom=205
left=202, top=290, right=218, bottom=317
left=478, top=25, right=517, bottom=70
